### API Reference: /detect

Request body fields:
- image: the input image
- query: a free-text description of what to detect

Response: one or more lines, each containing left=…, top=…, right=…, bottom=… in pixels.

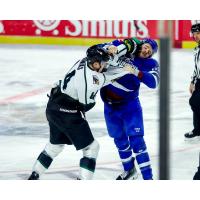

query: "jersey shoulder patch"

left=93, top=75, right=100, bottom=85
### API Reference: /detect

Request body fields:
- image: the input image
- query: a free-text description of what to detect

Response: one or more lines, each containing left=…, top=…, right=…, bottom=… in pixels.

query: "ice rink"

left=0, top=44, right=199, bottom=180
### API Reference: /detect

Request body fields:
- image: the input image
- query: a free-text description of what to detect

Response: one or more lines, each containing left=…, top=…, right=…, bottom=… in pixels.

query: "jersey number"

left=63, top=70, right=76, bottom=90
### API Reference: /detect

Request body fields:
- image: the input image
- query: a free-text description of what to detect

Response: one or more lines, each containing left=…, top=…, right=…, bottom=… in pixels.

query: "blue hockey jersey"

left=100, top=56, right=159, bottom=104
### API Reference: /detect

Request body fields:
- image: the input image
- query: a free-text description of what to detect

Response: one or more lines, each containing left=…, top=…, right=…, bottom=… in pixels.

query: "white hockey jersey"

left=56, top=58, right=129, bottom=110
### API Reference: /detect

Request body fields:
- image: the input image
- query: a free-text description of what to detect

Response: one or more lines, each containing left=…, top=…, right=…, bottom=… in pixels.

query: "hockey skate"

left=193, top=153, right=200, bottom=180
left=116, top=166, right=138, bottom=180
left=184, top=131, right=200, bottom=141
left=193, top=167, right=200, bottom=180
left=28, top=171, right=39, bottom=180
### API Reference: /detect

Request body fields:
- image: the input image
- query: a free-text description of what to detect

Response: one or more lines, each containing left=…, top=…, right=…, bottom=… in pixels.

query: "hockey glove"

left=123, top=37, right=142, bottom=54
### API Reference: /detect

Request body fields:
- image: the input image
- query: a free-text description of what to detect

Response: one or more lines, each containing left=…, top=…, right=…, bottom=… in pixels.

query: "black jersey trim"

left=102, top=73, right=106, bottom=86
left=118, top=46, right=127, bottom=54
left=84, top=62, right=88, bottom=105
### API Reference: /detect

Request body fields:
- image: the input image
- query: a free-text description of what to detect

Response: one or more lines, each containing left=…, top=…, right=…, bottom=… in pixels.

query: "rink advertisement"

left=0, top=20, right=197, bottom=48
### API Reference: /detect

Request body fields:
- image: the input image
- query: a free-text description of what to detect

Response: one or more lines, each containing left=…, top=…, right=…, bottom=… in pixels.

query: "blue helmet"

left=142, top=38, right=158, bottom=55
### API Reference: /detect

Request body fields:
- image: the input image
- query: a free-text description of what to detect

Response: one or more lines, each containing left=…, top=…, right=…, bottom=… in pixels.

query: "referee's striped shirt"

left=191, top=45, right=200, bottom=84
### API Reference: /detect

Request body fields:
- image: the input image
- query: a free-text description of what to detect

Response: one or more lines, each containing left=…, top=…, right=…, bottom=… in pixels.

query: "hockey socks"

left=78, top=157, right=96, bottom=180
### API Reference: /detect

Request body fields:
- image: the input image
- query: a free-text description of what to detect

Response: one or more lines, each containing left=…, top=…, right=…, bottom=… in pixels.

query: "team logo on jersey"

left=93, top=75, right=99, bottom=85
left=134, top=128, right=141, bottom=133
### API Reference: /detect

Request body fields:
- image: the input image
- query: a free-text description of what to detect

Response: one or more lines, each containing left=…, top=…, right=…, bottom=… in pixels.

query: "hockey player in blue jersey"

left=100, top=38, right=159, bottom=180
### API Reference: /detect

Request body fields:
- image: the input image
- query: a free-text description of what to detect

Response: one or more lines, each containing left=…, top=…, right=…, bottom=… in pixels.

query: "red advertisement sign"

left=0, top=20, right=198, bottom=47
left=0, top=20, right=158, bottom=39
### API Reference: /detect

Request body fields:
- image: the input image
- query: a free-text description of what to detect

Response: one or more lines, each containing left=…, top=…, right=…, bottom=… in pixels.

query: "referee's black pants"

left=189, top=79, right=200, bottom=135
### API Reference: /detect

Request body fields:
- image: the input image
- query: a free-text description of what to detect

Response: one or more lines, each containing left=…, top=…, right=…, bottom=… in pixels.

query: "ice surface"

left=0, top=45, right=199, bottom=180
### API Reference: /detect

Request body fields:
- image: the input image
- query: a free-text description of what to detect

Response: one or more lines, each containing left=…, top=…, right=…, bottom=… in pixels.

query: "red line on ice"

left=0, top=86, right=51, bottom=105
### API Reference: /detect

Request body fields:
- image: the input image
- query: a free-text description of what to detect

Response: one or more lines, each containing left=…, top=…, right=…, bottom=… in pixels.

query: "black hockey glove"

left=123, top=37, right=142, bottom=56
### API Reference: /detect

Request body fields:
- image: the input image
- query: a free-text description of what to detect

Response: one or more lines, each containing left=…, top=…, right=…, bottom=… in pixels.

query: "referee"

left=185, top=23, right=200, bottom=139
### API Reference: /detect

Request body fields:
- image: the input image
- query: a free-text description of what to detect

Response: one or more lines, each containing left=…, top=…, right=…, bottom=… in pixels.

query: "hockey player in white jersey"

left=28, top=45, right=134, bottom=180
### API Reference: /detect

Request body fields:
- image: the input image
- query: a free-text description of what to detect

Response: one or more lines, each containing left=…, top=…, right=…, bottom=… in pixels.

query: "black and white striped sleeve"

left=191, top=47, right=200, bottom=84
left=191, top=65, right=198, bottom=84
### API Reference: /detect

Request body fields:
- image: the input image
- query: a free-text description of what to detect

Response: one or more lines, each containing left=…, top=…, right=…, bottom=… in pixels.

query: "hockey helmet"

left=191, top=23, right=200, bottom=33
left=86, top=45, right=110, bottom=65
left=142, top=38, right=158, bottom=55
